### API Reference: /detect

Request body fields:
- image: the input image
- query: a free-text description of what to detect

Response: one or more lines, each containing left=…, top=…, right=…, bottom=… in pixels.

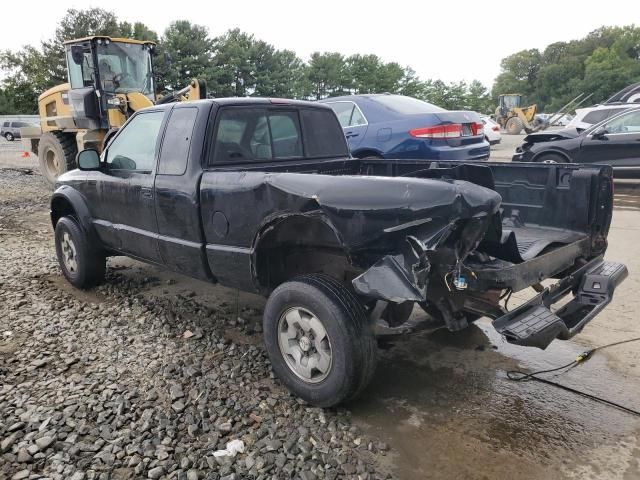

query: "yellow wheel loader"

left=494, top=94, right=544, bottom=135
left=22, top=36, right=206, bottom=186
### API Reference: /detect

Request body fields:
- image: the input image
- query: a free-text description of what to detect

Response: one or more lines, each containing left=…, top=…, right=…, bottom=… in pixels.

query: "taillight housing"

left=492, top=125, right=500, bottom=132
left=409, top=124, right=463, bottom=139
left=471, top=122, right=484, bottom=136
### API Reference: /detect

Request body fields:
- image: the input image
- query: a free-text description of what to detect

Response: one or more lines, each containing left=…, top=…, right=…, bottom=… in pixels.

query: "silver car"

left=1, top=121, right=33, bottom=141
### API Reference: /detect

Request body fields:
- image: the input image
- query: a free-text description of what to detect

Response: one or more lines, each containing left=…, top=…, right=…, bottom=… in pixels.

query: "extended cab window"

left=106, top=111, right=164, bottom=171
left=159, top=107, right=198, bottom=175
left=300, top=108, right=350, bottom=158
left=213, top=108, right=302, bottom=163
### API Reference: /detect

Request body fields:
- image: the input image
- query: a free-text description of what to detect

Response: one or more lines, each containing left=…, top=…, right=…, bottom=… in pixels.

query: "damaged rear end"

left=344, top=161, right=627, bottom=349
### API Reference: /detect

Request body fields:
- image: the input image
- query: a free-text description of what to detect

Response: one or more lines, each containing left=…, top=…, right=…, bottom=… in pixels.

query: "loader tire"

left=38, top=132, right=77, bottom=188
left=505, top=117, right=524, bottom=135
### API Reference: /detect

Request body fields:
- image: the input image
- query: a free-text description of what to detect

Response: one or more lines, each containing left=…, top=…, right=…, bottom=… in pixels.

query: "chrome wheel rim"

left=61, top=232, right=78, bottom=273
left=542, top=159, right=557, bottom=164
left=277, top=307, right=332, bottom=383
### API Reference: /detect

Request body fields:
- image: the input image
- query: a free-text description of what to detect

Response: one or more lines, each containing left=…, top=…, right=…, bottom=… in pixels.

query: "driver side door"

left=578, top=110, right=640, bottom=170
left=86, top=109, right=166, bottom=262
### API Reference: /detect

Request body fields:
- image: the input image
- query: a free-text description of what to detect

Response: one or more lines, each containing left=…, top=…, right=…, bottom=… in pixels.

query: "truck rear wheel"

left=263, top=274, right=377, bottom=407
left=38, top=132, right=77, bottom=187
left=505, top=117, right=524, bottom=135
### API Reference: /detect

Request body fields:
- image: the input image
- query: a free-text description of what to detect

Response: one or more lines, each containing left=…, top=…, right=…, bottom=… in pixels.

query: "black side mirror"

left=70, top=45, right=84, bottom=65
left=77, top=149, right=101, bottom=170
left=591, top=126, right=608, bottom=140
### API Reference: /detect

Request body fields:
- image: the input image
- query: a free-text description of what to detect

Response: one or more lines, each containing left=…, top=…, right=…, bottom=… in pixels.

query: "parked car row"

left=513, top=106, right=640, bottom=175
left=317, top=93, right=638, bottom=176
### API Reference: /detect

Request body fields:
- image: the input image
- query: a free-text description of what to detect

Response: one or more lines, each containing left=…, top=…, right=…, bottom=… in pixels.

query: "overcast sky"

left=1, top=1, right=638, bottom=87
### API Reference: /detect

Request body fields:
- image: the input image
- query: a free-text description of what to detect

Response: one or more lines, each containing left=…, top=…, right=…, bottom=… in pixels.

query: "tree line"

left=0, top=8, right=493, bottom=115
left=2, top=10, right=638, bottom=117
left=492, top=25, right=640, bottom=113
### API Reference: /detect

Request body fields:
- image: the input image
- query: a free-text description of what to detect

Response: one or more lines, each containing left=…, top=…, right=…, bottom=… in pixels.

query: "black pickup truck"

left=50, top=98, right=627, bottom=406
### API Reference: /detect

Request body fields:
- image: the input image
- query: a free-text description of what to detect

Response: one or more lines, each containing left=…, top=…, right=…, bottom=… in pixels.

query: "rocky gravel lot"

left=0, top=168, right=388, bottom=480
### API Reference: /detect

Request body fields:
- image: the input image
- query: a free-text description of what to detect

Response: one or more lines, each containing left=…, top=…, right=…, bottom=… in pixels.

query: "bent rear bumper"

left=492, top=257, right=627, bottom=349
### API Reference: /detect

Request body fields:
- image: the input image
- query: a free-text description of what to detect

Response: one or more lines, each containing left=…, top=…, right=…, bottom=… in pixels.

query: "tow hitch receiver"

left=493, top=258, right=627, bottom=349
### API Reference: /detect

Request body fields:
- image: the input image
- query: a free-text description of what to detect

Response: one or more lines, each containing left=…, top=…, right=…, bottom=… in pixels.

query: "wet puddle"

left=350, top=313, right=640, bottom=479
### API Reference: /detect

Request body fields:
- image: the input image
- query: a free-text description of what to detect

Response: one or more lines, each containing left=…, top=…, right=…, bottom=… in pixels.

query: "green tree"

left=492, top=25, right=640, bottom=113
left=465, top=80, right=492, bottom=113
left=154, top=20, right=213, bottom=93
left=306, top=52, right=350, bottom=99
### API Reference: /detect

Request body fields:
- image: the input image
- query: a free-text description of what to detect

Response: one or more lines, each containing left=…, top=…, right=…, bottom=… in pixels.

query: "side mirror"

left=591, top=126, right=608, bottom=140
left=77, top=149, right=101, bottom=170
left=70, top=45, right=84, bottom=65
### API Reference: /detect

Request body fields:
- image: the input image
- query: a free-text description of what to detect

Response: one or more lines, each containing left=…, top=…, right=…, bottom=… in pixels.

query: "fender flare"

left=50, top=186, right=99, bottom=245
left=249, top=210, right=351, bottom=292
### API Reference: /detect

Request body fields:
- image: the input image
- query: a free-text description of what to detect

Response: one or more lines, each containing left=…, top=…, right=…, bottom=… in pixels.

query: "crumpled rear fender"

left=352, top=214, right=496, bottom=303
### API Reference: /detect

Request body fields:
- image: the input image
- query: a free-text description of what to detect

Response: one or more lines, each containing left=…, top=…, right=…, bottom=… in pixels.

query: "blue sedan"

left=320, top=94, right=490, bottom=161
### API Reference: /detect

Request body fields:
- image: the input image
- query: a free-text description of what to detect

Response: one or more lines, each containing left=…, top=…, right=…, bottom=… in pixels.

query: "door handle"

left=140, top=187, right=153, bottom=199
left=345, top=131, right=359, bottom=139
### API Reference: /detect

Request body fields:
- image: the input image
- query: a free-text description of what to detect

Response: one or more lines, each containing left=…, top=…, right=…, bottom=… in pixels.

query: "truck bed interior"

left=213, top=158, right=612, bottom=291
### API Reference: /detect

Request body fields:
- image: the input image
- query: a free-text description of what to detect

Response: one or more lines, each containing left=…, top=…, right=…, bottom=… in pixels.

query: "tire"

left=5, top=132, right=14, bottom=141
left=263, top=274, right=377, bottom=407
left=38, top=132, right=78, bottom=187
left=535, top=153, right=567, bottom=164
left=505, top=117, right=524, bottom=135
left=54, top=216, right=106, bottom=289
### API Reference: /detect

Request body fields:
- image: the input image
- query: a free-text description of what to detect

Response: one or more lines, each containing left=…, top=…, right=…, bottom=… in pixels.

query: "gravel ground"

left=0, top=167, right=388, bottom=480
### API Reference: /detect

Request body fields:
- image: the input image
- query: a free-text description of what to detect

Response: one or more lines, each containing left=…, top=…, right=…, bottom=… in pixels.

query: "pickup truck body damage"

left=242, top=173, right=501, bottom=301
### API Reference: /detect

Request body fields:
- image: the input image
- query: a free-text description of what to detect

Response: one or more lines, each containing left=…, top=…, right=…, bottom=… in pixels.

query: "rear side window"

left=158, top=107, right=198, bottom=175
left=583, top=108, right=626, bottom=125
left=326, top=101, right=367, bottom=128
left=300, top=108, right=349, bottom=158
left=2, top=122, right=9, bottom=128
left=371, top=95, right=446, bottom=114
left=213, top=108, right=303, bottom=163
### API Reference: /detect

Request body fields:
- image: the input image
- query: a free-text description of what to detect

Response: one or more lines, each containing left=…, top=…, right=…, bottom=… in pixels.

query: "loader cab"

left=498, top=94, right=522, bottom=117
left=64, top=36, right=156, bottom=130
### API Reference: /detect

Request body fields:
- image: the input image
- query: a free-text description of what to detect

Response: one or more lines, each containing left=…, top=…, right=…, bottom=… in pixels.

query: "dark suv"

left=1, top=121, right=33, bottom=141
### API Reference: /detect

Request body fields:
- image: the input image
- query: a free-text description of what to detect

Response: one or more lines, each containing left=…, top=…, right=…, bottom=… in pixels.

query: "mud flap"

left=493, top=258, right=627, bottom=349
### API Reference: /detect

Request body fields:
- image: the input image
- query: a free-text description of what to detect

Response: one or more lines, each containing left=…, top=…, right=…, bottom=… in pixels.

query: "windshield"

left=96, top=42, right=154, bottom=98
left=370, top=95, right=446, bottom=114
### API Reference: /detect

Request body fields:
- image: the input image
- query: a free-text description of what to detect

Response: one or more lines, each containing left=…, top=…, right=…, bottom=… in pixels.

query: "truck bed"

left=206, top=158, right=612, bottom=293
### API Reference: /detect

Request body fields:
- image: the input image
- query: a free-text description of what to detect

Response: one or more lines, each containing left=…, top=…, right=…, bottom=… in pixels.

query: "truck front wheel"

left=263, top=274, right=377, bottom=407
left=54, top=216, right=105, bottom=289
left=38, top=132, right=77, bottom=187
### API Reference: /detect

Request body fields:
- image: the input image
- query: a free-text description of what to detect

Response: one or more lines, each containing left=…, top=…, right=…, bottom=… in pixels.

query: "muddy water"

left=351, top=181, right=640, bottom=480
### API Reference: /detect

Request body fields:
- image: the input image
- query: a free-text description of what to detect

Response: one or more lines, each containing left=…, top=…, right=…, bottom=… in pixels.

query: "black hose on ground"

left=506, top=337, right=640, bottom=417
